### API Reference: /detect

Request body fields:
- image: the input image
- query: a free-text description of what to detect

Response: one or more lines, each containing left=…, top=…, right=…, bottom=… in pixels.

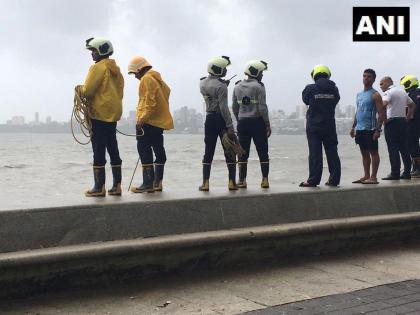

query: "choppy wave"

left=3, top=164, right=27, bottom=169
left=62, top=161, right=86, bottom=167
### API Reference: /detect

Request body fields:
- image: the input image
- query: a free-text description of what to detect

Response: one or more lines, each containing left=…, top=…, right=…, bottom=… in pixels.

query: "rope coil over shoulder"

left=71, top=86, right=143, bottom=145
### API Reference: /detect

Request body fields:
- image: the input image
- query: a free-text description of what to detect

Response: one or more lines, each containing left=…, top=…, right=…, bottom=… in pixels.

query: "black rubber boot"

left=131, top=165, right=155, bottom=193
left=412, top=157, right=420, bottom=178
left=260, top=161, right=269, bottom=189
left=85, top=166, right=106, bottom=197
left=411, top=160, right=417, bottom=174
left=108, top=165, right=122, bottom=196
left=154, top=163, right=165, bottom=192
left=237, top=162, right=247, bottom=188
left=199, top=163, right=211, bottom=191
left=227, top=163, right=238, bottom=191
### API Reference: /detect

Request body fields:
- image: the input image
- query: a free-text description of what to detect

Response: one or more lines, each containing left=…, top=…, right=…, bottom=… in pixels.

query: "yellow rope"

left=71, top=86, right=93, bottom=145
left=222, top=132, right=246, bottom=160
left=71, top=86, right=144, bottom=145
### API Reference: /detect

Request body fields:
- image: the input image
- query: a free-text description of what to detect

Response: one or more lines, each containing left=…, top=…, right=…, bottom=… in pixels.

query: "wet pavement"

left=2, top=242, right=420, bottom=315
left=243, top=280, right=420, bottom=314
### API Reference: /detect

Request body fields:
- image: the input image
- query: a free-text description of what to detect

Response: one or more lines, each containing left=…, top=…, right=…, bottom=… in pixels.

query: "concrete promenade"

left=1, top=181, right=420, bottom=301
left=244, top=278, right=420, bottom=314
left=2, top=243, right=420, bottom=314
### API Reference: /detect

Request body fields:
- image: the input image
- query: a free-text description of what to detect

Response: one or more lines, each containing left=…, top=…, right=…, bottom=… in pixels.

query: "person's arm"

left=373, top=92, right=385, bottom=140
left=257, top=85, right=271, bottom=137
left=381, top=91, right=391, bottom=127
left=407, top=96, right=415, bottom=120
left=405, top=93, right=416, bottom=120
left=350, top=114, right=357, bottom=138
left=232, top=89, right=239, bottom=122
left=382, top=91, right=390, bottom=108
left=81, top=64, right=106, bottom=98
left=334, top=86, right=341, bottom=102
left=217, top=84, right=233, bottom=130
left=302, top=85, right=311, bottom=105
left=137, top=76, right=159, bottom=126
left=350, top=95, right=357, bottom=137
left=117, top=72, right=124, bottom=100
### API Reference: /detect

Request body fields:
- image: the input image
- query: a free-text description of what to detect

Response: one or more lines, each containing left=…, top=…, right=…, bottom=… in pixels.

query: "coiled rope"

left=222, top=132, right=246, bottom=160
left=71, top=86, right=143, bottom=145
left=72, top=86, right=93, bottom=145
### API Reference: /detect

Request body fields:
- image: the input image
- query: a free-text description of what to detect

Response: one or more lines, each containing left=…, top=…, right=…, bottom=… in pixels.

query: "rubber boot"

left=412, top=157, right=420, bottom=178
left=131, top=165, right=155, bottom=193
left=260, top=161, right=269, bottom=189
left=411, top=159, right=417, bottom=174
left=199, top=163, right=211, bottom=191
left=85, top=166, right=106, bottom=197
left=227, top=163, right=238, bottom=191
left=108, top=165, right=122, bottom=196
left=154, top=163, right=164, bottom=192
left=237, top=162, right=247, bottom=188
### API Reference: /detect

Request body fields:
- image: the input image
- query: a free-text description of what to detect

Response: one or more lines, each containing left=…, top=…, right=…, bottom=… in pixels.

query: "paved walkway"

left=243, top=279, right=420, bottom=314
left=2, top=243, right=420, bottom=315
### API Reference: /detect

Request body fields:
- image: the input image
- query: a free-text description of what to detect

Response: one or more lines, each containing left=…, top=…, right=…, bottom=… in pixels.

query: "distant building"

left=46, top=116, right=52, bottom=124
left=335, top=104, right=347, bottom=118
left=34, top=112, right=40, bottom=125
left=345, top=105, right=356, bottom=119
left=7, top=116, right=25, bottom=126
left=270, top=109, right=287, bottom=120
left=128, top=110, right=137, bottom=122
left=173, top=106, right=203, bottom=133
left=295, top=105, right=307, bottom=119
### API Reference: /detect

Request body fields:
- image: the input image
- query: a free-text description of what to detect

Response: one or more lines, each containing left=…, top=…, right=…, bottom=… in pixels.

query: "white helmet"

left=207, top=56, right=231, bottom=76
left=85, top=37, right=114, bottom=56
left=244, top=60, right=268, bottom=78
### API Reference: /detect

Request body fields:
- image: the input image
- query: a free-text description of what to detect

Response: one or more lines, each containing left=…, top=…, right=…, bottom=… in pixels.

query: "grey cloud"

left=1, top=0, right=419, bottom=123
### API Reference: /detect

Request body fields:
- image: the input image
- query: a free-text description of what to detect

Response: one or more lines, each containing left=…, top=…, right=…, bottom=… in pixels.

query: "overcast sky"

left=0, top=0, right=418, bottom=123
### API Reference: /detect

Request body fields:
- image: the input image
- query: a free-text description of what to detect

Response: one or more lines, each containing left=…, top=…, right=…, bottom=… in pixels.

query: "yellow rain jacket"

left=82, top=59, right=124, bottom=122
left=136, top=70, right=174, bottom=130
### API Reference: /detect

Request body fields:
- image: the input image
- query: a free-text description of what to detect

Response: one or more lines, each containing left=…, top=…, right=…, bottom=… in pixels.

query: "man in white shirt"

left=380, top=76, right=415, bottom=180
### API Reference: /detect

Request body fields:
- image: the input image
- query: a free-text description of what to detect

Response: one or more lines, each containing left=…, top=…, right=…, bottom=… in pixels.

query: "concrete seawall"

left=1, top=182, right=420, bottom=297
left=1, top=183, right=420, bottom=253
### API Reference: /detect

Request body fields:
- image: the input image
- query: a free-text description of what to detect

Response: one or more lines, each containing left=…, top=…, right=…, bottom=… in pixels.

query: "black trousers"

left=237, top=117, right=269, bottom=163
left=407, top=120, right=420, bottom=159
left=91, top=119, right=122, bottom=167
left=136, top=124, right=167, bottom=165
left=202, top=113, right=235, bottom=164
left=306, top=129, right=341, bottom=185
left=384, top=118, right=411, bottom=176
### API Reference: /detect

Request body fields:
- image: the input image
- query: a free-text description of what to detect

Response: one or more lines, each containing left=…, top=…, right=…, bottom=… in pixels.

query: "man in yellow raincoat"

left=79, top=37, right=124, bottom=197
left=128, top=56, right=174, bottom=193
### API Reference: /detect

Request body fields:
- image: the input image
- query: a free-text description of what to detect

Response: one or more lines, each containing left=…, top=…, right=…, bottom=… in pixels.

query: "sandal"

left=362, top=178, right=379, bottom=184
left=352, top=178, right=367, bottom=184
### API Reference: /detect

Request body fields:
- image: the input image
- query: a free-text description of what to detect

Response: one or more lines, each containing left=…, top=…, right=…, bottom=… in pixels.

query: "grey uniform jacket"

left=200, top=76, right=233, bottom=128
left=232, top=78, right=269, bottom=124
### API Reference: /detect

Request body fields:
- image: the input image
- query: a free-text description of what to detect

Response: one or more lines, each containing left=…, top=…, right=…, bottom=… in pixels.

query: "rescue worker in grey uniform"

left=199, top=56, right=237, bottom=191
left=232, top=60, right=271, bottom=188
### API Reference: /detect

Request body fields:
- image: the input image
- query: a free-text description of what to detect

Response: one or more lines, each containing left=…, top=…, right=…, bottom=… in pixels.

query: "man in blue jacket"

left=300, top=65, right=341, bottom=187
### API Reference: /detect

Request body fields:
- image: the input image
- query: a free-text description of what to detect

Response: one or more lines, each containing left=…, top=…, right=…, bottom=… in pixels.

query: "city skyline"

left=4, top=103, right=357, bottom=126
left=1, top=104, right=357, bottom=136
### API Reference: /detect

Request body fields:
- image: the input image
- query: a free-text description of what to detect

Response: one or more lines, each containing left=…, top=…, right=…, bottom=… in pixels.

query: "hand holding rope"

left=72, top=85, right=144, bottom=144
left=71, top=85, right=93, bottom=145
